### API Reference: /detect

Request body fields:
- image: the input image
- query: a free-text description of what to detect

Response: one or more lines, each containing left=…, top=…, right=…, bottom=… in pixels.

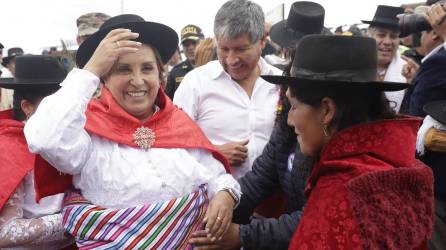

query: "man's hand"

left=215, top=140, right=249, bottom=167
left=189, top=223, right=241, bottom=250
left=401, top=55, right=420, bottom=83
left=425, top=3, right=446, bottom=41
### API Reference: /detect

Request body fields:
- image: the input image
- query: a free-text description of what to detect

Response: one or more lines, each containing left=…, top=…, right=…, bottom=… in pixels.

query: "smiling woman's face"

left=103, top=44, right=162, bottom=120
left=286, top=89, right=327, bottom=157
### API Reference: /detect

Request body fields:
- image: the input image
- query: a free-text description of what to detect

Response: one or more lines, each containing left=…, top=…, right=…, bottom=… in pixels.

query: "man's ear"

left=432, top=31, right=441, bottom=42
left=320, top=97, right=336, bottom=127
left=259, top=34, right=268, bottom=49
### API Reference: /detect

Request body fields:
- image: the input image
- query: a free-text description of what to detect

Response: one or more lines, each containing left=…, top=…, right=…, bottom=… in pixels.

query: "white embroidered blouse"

left=0, top=172, right=72, bottom=249
left=24, top=69, right=240, bottom=209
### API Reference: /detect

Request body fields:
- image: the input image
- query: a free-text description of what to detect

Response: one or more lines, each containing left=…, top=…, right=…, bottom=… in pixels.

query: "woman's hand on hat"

left=202, top=190, right=235, bottom=242
left=84, top=28, right=141, bottom=78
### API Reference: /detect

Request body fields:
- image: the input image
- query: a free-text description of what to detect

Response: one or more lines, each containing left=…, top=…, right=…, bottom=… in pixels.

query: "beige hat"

left=77, top=12, right=110, bottom=36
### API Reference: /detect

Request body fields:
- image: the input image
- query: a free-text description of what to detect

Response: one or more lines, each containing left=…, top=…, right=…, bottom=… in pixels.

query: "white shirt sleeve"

left=24, top=69, right=100, bottom=175
left=173, top=72, right=199, bottom=121
left=186, top=149, right=241, bottom=200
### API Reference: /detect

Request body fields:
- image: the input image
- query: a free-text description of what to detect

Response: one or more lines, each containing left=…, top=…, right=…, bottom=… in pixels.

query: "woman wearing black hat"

left=262, top=35, right=434, bottom=249
left=24, top=14, right=240, bottom=248
left=0, top=56, right=74, bottom=249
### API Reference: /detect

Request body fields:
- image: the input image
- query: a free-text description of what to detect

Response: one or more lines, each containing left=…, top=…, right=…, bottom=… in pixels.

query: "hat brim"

left=269, top=20, right=306, bottom=48
left=361, top=20, right=399, bottom=31
left=261, top=75, right=409, bottom=92
left=0, top=78, right=61, bottom=90
left=181, top=36, right=202, bottom=44
left=423, top=100, right=446, bottom=124
left=76, top=21, right=179, bottom=68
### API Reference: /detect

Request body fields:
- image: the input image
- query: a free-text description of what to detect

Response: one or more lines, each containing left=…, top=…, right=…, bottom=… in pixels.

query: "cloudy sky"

left=0, top=0, right=411, bottom=54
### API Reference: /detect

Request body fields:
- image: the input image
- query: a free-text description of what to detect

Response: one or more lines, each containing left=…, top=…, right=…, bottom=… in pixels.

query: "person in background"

left=194, top=38, right=216, bottom=67
left=76, top=12, right=110, bottom=46
left=174, top=0, right=281, bottom=179
left=0, top=55, right=74, bottom=249
left=268, top=1, right=325, bottom=69
left=24, top=14, right=240, bottom=248
left=417, top=100, right=446, bottom=250
left=0, top=47, right=23, bottom=112
left=363, top=5, right=407, bottom=112
left=165, top=24, right=204, bottom=99
left=263, top=35, right=433, bottom=249
left=2, top=47, right=24, bottom=77
left=403, top=2, right=446, bottom=117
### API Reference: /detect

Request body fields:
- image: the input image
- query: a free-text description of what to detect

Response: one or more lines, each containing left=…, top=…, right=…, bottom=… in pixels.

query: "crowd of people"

left=0, top=0, right=445, bottom=249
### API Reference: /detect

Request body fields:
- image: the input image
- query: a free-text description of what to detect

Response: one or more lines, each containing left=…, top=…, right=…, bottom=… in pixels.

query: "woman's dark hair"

left=287, top=84, right=397, bottom=132
left=275, top=46, right=297, bottom=143
left=13, top=86, right=59, bottom=121
left=282, top=45, right=396, bottom=133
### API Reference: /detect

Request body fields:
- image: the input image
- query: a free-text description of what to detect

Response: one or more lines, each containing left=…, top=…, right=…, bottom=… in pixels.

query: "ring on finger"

left=116, top=41, right=121, bottom=48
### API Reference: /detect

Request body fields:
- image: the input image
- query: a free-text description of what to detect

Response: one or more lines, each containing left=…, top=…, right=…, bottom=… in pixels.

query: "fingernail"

left=207, top=233, right=212, bottom=238
left=133, top=32, right=139, bottom=36
left=211, top=237, right=216, bottom=242
left=205, top=228, right=209, bottom=233
left=218, top=236, right=223, bottom=241
left=136, top=42, right=142, bottom=46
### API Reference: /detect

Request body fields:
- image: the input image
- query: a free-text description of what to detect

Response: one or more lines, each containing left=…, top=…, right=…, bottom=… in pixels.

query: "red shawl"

left=289, top=118, right=434, bottom=250
left=0, top=110, right=35, bottom=209
left=35, top=88, right=230, bottom=200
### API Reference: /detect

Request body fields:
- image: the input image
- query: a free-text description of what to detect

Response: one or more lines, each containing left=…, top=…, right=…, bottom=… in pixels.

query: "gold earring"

left=322, top=124, right=329, bottom=137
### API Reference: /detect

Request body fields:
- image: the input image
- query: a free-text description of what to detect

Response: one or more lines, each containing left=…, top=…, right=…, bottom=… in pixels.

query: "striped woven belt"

left=62, top=186, right=208, bottom=250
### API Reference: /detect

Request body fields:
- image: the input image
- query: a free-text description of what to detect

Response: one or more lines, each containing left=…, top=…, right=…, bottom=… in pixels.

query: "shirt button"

left=161, top=182, right=167, bottom=188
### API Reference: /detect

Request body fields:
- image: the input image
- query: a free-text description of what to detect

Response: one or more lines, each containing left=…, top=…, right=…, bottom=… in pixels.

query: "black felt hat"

left=424, top=100, right=446, bottom=124
left=1, top=47, right=24, bottom=67
left=361, top=5, right=404, bottom=31
left=0, top=55, right=68, bottom=89
left=76, top=14, right=179, bottom=68
left=261, top=35, right=408, bottom=91
left=269, top=1, right=325, bottom=48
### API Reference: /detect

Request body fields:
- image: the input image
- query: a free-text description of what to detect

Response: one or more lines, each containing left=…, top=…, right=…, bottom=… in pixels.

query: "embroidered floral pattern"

left=0, top=183, right=69, bottom=248
left=132, top=126, right=156, bottom=149
left=290, top=179, right=361, bottom=250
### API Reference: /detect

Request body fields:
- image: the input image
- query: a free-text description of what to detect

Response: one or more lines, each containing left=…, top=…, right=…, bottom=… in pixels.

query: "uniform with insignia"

left=165, top=59, right=194, bottom=99
left=165, top=24, right=204, bottom=100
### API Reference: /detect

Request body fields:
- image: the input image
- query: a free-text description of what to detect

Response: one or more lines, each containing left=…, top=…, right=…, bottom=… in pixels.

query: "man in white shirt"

left=174, top=0, right=282, bottom=179
left=363, top=5, right=407, bottom=112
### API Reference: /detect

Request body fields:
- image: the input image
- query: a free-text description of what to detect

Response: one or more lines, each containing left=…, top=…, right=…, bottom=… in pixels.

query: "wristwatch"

left=221, top=187, right=240, bottom=209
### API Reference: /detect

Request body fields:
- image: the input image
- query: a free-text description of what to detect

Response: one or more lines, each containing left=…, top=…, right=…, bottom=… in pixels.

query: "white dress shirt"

left=173, top=58, right=282, bottom=179
left=24, top=69, right=240, bottom=209
left=384, top=51, right=407, bottom=112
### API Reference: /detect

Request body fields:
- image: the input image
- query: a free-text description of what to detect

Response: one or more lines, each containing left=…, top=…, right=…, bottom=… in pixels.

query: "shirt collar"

left=211, top=57, right=275, bottom=80
left=422, top=42, right=446, bottom=63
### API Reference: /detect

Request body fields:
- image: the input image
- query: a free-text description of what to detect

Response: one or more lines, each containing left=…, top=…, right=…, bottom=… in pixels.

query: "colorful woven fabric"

left=62, top=186, right=208, bottom=250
